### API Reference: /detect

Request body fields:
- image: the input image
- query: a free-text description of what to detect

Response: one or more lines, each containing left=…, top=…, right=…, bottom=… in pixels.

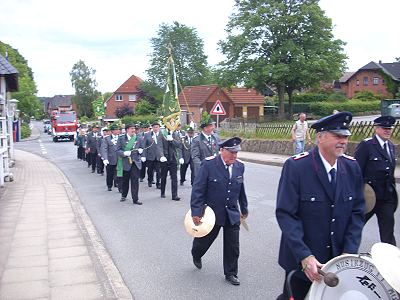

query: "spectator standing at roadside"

left=291, top=112, right=311, bottom=155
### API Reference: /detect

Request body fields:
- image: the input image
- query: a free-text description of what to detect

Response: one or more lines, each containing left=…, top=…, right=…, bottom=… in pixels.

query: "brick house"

left=178, top=84, right=265, bottom=124
left=338, top=61, right=400, bottom=98
left=104, top=75, right=144, bottom=119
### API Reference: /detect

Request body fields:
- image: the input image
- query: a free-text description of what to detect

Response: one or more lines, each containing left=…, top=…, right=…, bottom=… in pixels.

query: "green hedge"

left=292, top=92, right=330, bottom=103
left=309, top=100, right=380, bottom=116
left=21, top=123, right=31, bottom=139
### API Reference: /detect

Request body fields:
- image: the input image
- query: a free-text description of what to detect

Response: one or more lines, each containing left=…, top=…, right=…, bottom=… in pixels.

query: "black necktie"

left=384, top=143, right=391, bottom=161
left=225, top=165, right=230, bottom=179
left=330, top=168, right=336, bottom=194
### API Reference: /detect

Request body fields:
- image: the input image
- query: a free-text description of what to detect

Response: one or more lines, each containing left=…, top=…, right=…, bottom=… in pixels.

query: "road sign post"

left=210, top=100, right=226, bottom=128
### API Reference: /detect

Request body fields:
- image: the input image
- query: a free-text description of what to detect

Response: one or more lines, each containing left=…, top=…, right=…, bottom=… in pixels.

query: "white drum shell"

left=306, top=254, right=399, bottom=300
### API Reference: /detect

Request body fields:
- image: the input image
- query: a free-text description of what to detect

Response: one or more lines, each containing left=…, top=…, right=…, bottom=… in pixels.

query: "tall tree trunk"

left=287, top=89, right=293, bottom=118
left=278, top=85, right=285, bottom=119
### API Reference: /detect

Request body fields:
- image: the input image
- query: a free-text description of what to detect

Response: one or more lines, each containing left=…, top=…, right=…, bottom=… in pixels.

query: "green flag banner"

left=161, top=46, right=181, bottom=132
left=92, top=97, right=105, bottom=118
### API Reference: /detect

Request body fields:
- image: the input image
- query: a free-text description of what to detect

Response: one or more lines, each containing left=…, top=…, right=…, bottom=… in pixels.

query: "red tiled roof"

left=115, top=75, right=143, bottom=93
left=178, top=84, right=264, bottom=106
left=178, top=85, right=219, bottom=106
left=225, top=87, right=265, bottom=104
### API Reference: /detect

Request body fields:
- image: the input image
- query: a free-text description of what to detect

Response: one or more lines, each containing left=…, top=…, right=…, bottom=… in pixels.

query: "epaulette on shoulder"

left=342, top=153, right=356, bottom=161
left=205, top=155, right=216, bottom=160
left=292, top=151, right=309, bottom=160
left=363, top=137, right=373, bottom=142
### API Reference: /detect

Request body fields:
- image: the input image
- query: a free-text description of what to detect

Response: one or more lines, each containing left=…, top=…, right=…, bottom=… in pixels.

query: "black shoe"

left=156, top=184, right=161, bottom=189
left=91, top=170, right=95, bottom=173
left=118, top=189, right=122, bottom=193
left=225, top=275, right=240, bottom=286
left=161, top=194, right=166, bottom=198
left=152, top=181, right=155, bottom=184
left=133, top=200, right=143, bottom=205
left=172, top=197, right=181, bottom=201
left=101, top=172, right=104, bottom=176
left=107, top=187, right=112, bottom=191
left=193, top=257, right=202, bottom=269
left=148, top=183, right=152, bottom=187
left=120, top=197, right=126, bottom=202
left=180, top=182, right=184, bottom=186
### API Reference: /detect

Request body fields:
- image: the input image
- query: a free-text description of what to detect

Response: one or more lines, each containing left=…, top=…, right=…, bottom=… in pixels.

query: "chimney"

left=378, top=60, right=382, bottom=64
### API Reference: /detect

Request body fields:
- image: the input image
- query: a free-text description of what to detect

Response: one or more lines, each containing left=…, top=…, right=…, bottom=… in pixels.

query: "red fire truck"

left=50, top=111, right=78, bottom=142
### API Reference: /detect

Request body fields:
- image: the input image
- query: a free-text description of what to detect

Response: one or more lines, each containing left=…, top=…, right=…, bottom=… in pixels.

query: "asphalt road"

left=16, top=121, right=400, bottom=300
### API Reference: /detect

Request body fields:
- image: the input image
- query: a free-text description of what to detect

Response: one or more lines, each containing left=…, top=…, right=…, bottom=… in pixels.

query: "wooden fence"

left=221, top=120, right=400, bottom=140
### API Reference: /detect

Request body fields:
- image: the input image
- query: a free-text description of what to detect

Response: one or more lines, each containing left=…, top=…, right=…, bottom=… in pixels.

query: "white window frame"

left=373, top=77, right=379, bottom=85
left=129, top=94, right=137, bottom=102
left=115, top=94, right=123, bottom=101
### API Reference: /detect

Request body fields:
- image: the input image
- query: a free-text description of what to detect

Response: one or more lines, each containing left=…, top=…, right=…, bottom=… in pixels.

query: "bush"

left=309, top=100, right=380, bottom=116
left=326, top=92, right=347, bottom=102
left=135, top=100, right=156, bottom=115
left=352, top=90, right=381, bottom=101
left=21, top=123, right=31, bottom=139
left=292, top=92, right=330, bottom=103
left=115, top=104, right=134, bottom=118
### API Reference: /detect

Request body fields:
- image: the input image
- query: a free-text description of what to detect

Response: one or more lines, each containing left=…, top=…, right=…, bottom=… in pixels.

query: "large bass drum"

left=307, top=254, right=399, bottom=300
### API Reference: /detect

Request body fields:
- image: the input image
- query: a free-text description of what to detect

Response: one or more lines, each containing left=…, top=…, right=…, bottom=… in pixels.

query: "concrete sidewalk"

left=0, top=150, right=132, bottom=299
left=238, top=151, right=400, bottom=182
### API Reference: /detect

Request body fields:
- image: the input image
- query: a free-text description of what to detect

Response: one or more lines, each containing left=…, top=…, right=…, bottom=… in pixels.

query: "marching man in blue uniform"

left=355, top=115, right=398, bottom=246
left=276, top=112, right=365, bottom=299
left=190, top=137, right=248, bottom=286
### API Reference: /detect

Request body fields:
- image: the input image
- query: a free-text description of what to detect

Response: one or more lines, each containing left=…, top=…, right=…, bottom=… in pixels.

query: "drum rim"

left=307, top=253, right=395, bottom=299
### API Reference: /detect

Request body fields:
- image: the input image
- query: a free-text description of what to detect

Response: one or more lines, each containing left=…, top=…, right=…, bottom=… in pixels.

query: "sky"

left=1, top=0, right=399, bottom=97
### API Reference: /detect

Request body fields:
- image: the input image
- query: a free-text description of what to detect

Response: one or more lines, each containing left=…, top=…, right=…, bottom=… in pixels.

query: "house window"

left=356, top=80, right=360, bottom=86
left=373, top=77, right=379, bottom=85
left=363, top=77, right=368, bottom=86
left=129, top=94, right=137, bottom=102
left=115, top=95, right=123, bottom=101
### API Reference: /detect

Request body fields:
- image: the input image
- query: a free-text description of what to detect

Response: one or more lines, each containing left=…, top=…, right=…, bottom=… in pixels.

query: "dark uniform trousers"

left=97, top=155, right=104, bottom=174
left=140, top=160, right=147, bottom=180
left=365, top=194, right=397, bottom=245
left=121, top=164, right=140, bottom=202
left=192, top=222, right=240, bottom=276
left=106, top=164, right=121, bottom=190
left=160, top=161, right=178, bottom=197
left=180, top=159, right=195, bottom=185
left=276, top=273, right=311, bottom=300
left=147, top=160, right=160, bottom=185
left=90, top=152, right=97, bottom=172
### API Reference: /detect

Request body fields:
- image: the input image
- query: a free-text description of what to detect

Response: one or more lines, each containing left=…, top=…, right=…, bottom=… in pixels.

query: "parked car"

left=43, top=119, right=51, bottom=133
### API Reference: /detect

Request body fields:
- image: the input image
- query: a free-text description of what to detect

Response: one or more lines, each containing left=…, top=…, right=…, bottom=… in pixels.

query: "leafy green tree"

left=146, top=22, right=211, bottom=89
left=135, top=99, right=156, bottom=115
left=139, top=81, right=164, bottom=107
left=0, top=41, right=41, bottom=120
left=70, top=60, right=100, bottom=117
left=218, top=0, right=347, bottom=118
left=103, top=92, right=113, bottom=102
